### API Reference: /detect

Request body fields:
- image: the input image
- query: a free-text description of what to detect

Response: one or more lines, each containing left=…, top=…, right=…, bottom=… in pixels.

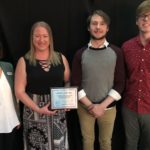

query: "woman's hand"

left=37, top=103, right=57, bottom=116
left=16, top=124, right=21, bottom=129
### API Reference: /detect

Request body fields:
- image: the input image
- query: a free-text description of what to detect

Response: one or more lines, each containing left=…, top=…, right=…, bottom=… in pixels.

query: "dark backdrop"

left=0, top=0, right=143, bottom=150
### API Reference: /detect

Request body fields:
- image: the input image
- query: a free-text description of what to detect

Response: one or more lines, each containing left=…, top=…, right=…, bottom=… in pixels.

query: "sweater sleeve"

left=109, top=44, right=125, bottom=99
left=71, top=47, right=87, bottom=99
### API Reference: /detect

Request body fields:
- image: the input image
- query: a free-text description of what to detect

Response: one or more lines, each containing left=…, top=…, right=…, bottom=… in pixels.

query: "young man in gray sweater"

left=71, top=10, right=125, bottom=150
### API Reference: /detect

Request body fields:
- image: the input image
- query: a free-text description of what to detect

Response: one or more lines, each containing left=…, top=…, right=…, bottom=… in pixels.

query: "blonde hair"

left=25, top=21, right=61, bottom=66
left=136, top=0, right=150, bottom=19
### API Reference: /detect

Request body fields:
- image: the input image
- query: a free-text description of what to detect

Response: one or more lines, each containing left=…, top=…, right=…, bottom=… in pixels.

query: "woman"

left=15, top=21, right=70, bottom=150
left=0, top=41, right=20, bottom=150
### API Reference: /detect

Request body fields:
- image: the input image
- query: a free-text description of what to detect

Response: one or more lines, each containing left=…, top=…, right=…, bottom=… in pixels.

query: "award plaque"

left=50, top=87, right=78, bottom=109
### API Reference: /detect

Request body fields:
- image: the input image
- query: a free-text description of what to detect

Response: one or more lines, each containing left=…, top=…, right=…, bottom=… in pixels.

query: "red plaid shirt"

left=122, top=36, right=150, bottom=114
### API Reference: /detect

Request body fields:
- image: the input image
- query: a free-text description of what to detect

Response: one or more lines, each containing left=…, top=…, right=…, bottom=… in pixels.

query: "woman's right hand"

left=37, top=103, right=57, bottom=116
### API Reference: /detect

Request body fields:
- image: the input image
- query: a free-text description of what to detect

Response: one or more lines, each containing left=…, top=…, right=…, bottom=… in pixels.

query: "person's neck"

left=35, top=50, right=49, bottom=60
left=90, top=38, right=106, bottom=48
left=140, top=32, right=150, bottom=46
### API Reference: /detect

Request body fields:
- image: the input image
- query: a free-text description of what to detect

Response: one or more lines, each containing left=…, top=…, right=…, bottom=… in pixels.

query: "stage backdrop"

left=0, top=0, right=143, bottom=150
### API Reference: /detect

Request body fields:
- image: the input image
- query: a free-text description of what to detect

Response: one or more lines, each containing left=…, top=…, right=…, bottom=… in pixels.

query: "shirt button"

left=138, top=98, right=141, bottom=101
left=143, top=48, right=146, bottom=51
left=141, top=59, right=144, bottom=61
left=139, top=79, right=142, bottom=82
left=141, top=69, right=143, bottom=72
left=139, top=89, right=142, bottom=92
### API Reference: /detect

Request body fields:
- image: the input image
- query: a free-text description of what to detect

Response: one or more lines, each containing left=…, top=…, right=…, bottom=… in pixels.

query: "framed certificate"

left=50, top=87, right=78, bottom=109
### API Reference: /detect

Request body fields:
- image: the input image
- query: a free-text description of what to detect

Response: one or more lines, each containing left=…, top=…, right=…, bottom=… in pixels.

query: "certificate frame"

left=50, top=87, right=78, bottom=109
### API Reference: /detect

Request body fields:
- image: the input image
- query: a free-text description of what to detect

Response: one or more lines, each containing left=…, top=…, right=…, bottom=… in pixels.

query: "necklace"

left=39, top=60, right=51, bottom=72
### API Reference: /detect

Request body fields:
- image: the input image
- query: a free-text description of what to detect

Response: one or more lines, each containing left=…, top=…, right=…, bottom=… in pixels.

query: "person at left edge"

left=0, top=41, right=20, bottom=150
left=15, top=21, right=70, bottom=150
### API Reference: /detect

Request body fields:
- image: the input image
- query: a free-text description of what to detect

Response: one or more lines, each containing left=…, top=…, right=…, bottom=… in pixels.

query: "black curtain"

left=0, top=0, right=143, bottom=149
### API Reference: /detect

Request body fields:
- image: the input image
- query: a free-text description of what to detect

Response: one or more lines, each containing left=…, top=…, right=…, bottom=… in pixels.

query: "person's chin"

left=38, top=47, right=47, bottom=51
left=92, top=35, right=105, bottom=40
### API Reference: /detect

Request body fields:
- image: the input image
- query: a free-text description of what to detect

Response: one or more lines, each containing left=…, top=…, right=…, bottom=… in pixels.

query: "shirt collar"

left=88, top=40, right=109, bottom=48
left=136, top=35, right=150, bottom=46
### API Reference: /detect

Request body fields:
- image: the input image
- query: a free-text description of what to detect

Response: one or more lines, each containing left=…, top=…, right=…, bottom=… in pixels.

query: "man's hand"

left=88, top=103, right=106, bottom=118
